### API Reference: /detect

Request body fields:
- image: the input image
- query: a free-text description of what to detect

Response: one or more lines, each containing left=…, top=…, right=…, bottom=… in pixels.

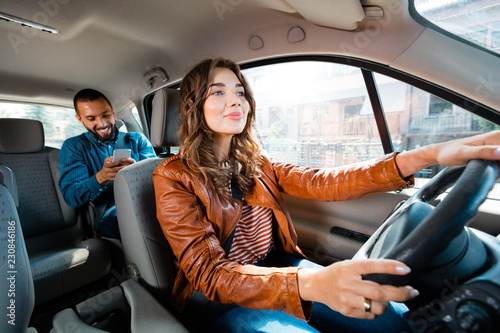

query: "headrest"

left=0, top=118, right=44, bottom=153
left=115, top=119, right=128, bottom=132
left=150, top=88, right=181, bottom=148
left=0, top=165, right=19, bottom=207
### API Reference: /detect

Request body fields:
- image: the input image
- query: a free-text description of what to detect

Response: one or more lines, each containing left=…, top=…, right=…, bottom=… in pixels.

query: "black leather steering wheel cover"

left=356, top=159, right=499, bottom=286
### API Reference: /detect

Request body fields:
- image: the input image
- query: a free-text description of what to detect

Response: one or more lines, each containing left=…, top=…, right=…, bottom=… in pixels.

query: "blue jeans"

left=210, top=302, right=412, bottom=333
left=183, top=253, right=414, bottom=333
left=99, top=205, right=121, bottom=240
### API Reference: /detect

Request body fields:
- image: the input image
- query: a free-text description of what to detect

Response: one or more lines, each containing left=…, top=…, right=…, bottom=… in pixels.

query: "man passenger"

left=59, top=88, right=156, bottom=239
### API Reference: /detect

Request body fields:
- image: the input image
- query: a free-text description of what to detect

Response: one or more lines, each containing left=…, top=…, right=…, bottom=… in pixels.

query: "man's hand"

left=96, top=156, right=135, bottom=185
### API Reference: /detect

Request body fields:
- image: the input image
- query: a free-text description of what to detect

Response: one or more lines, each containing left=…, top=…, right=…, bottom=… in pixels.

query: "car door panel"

left=285, top=191, right=500, bottom=266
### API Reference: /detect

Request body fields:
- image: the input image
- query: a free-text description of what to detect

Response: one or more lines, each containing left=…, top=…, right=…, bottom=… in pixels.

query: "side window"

left=244, top=60, right=500, bottom=198
left=131, top=106, right=143, bottom=131
left=374, top=72, right=500, bottom=179
left=0, top=102, right=85, bottom=148
left=243, top=62, right=384, bottom=168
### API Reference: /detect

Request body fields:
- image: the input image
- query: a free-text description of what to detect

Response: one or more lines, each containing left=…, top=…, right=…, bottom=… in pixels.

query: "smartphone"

left=112, top=149, right=131, bottom=162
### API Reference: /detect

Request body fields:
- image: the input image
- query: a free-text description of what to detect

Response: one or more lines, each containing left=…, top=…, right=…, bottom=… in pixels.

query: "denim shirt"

left=58, top=129, right=156, bottom=208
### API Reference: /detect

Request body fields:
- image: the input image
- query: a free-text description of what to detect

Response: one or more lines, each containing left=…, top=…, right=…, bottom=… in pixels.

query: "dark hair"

left=178, top=57, right=262, bottom=197
left=73, top=89, right=112, bottom=114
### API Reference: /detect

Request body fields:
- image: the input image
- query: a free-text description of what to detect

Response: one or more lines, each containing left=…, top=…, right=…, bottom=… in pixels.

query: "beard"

left=87, top=123, right=116, bottom=143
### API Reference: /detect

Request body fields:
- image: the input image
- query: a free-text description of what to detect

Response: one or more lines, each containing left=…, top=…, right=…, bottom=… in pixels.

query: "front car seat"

left=114, top=88, right=180, bottom=302
left=0, top=165, right=37, bottom=332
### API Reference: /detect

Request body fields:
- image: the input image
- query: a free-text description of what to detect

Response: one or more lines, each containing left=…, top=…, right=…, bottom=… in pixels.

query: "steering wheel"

left=353, top=159, right=499, bottom=294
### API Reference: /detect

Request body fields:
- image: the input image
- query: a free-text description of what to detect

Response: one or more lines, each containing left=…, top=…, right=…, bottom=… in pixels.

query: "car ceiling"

left=1, top=0, right=500, bottom=115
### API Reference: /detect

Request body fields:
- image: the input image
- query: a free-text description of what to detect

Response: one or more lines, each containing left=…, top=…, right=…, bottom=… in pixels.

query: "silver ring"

left=364, top=297, right=372, bottom=314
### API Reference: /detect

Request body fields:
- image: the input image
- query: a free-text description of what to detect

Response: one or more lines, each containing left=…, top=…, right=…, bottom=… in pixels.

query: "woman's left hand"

left=396, top=130, right=500, bottom=178
left=433, top=130, right=500, bottom=166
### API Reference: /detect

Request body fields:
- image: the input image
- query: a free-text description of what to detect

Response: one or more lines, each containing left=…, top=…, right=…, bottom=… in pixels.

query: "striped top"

left=228, top=204, right=275, bottom=264
left=220, top=162, right=274, bottom=265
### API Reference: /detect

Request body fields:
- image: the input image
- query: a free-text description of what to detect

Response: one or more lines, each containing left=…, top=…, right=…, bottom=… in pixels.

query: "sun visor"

left=285, top=0, right=365, bottom=30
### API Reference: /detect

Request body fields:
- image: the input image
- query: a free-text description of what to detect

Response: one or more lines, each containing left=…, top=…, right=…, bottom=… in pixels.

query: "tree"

left=473, top=114, right=500, bottom=133
left=24, top=105, right=57, bottom=137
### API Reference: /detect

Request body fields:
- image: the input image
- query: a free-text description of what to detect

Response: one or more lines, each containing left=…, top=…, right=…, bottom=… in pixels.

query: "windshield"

left=413, top=0, right=500, bottom=55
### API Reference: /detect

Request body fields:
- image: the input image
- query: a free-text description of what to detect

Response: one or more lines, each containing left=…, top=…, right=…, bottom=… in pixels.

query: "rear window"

left=0, top=102, right=85, bottom=148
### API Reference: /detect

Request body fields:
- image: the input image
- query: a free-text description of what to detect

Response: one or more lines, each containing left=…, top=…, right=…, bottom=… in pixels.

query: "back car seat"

left=0, top=118, right=112, bottom=305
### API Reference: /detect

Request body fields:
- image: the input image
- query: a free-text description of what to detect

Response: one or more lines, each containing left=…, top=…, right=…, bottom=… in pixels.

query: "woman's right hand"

left=297, top=259, right=419, bottom=319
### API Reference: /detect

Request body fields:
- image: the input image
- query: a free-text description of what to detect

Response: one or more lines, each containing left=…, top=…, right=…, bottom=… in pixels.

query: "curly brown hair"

left=178, top=57, right=263, bottom=197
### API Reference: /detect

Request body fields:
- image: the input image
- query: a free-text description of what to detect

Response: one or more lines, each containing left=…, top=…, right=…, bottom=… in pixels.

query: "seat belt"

left=114, top=130, right=126, bottom=149
left=92, top=130, right=127, bottom=235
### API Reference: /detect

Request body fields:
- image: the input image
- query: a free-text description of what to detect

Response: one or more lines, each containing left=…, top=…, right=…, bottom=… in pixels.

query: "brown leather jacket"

left=153, top=152, right=412, bottom=321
